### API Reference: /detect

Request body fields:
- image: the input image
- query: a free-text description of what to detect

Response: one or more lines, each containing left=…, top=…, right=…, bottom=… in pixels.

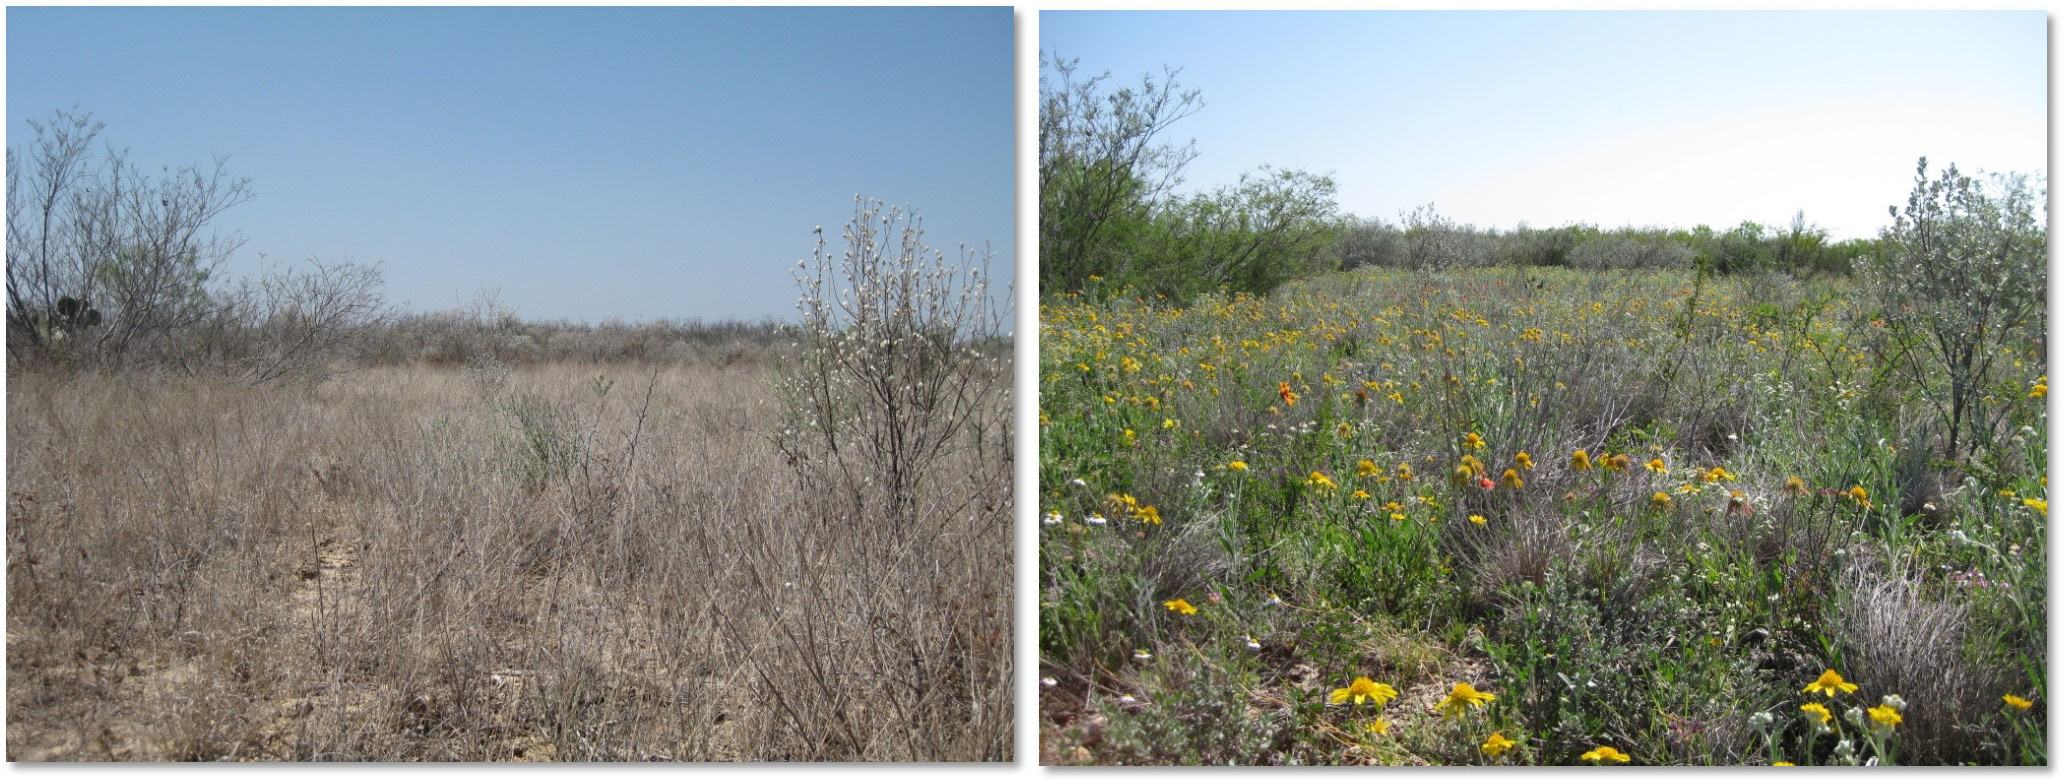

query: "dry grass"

left=7, top=356, right=1011, bottom=761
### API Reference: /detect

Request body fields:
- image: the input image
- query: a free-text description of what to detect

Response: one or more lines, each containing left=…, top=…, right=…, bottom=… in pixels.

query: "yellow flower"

left=1469, top=514, right=1488, bottom=526
left=1703, top=466, right=1735, bottom=483
left=1163, top=598, right=1196, bottom=615
left=1365, top=717, right=1391, bottom=735
left=1645, top=457, right=1668, bottom=474
left=1579, top=745, right=1631, bottom=763
left=2024, top=498, right=2047, bottom=517
left=1357, top=459, right=1381, bottom=478
left=1307, top=471, right=1337, bottom=491
left=1514, top=451, right=1535, bottom=470
left=2004, top=693, right=2035, bottom=711
left=1803, top=669, right=1859, bottom=696
left=1329, top=676, right=1399, bottom=707
left=1227, top=460, right=1249, bottom=472
left=1783, top=476, right=1809, bottom=497
left=1650, top=492, right=1676, bottom=511
left=2032, top=378, right=2048, bottom=399
left=1395, top=462, right=1414, bottom=482
left=1134, top=505, right=1162, bottom=525
left=1437, top=681, right=1496, bottom=718
left=1162, top=418, right=1177, bottom=430
left=1481, top=732, right=1517, bottom=756
left=1847, top=485, right=1871, bottom=508
left=1606, top=454, right=1631, bottom=473
left=1278, top=381, right=1299, bottom=407
left=1464, top=431, right=1486, bottom=450
left=1868, top=704, right=1902, bottom=729
left=1500, top=468, right=1524, bottom=490
left=1570, top=449, right=1593, bottom=472
left=1773, top=761, right=1795, bottom=766
left=1452, top=463, right=1476, bottom=487
left=1351, top=489, right=1373, bottom=500
left=1801, top=702, right=1832, bottom=724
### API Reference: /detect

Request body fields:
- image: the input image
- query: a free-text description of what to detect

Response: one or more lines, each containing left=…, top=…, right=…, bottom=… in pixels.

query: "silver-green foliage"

left=1857, top=158, right=2047, bottom=459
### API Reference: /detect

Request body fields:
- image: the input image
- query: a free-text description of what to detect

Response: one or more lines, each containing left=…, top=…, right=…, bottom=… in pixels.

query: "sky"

left=1040, top=10, right=2046, bottom=241
left=7, top=6, right=1013, bottom=323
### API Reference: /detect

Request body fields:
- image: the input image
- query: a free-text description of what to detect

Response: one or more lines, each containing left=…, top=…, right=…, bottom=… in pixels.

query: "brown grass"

left=7, top=356, right=1011, bottom=761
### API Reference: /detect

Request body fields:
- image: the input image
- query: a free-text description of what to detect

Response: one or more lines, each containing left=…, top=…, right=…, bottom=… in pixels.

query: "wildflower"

left=1162, top=418, right=1177, bottom=430
left=1773, top=761, right=1795, bottom=766
left=1330, top=676, right=1399, bottom=707
left=1783, top=476, right=1809, bottom=497
left=2024, top=498, right=2047, bottom=517
left=1482, top=732, right=1517, bottom=756
left=1437, top=681, right=1496, bottom=718
left=1395, top=462, right=1414, bottom=482
left=1452, top=463, right=1476, bottom=487
left=1351, top=489, right=1373, bottom=500
left=1263, top=593, right=1284, bottom=607
left=1606, top=454, right=1631, bottom=473
left=1040, top=676, right=1057, bottom=689
left=1042, top=511, right=1062, bottom=526
left=1868, top=704, right=1902, bottom=730
left=2004, top=693, right=2034, bottom=711
left=1650, top=492, right=1676, bottom=511
left=1245, top=636, right=1262, bottom=652
left=1163, top=598, right=1196, bottom=615
left=1477, top=475, right=1496, bottom=491
left=1803, top=669, right=1859, bottom=696
left=1801, top=702, right=1832, bottom=724
left=1085, top=513, right=1108, bottom=526
left=2032, top=377, right=2048, bottom=399
left=1580, top=745, right=1631, bottom=763
left=1571, top=449, right=1593, bottom=471
left=1645, top=457, right=1668, bottom=474
left=1514, top=451, right=1535, bottom=470
left=1847, top=486, right=1871, bottom=508
left=1132, top=649, right=1152, bottom=661
left=1307, top=471, right=1337, bottom=492
left=1704, top=466, right=1735, bottom=483
left=1279, top=381, right=1299, bottom=406
left=1384, top=501, right=1407, bottom=521
left=1464, top=431, right=1486, bottom=450
left=1727, top=490, right=1752, bottom=516
left=1365, top=717, right=1391, bottom=735
left=1227, top=460, right=1249, bottom=472
left=1469, top=514, right=1488, bottom=526
left=1357, top=459, right=1381, bottom=478
left=1499, top=468, right=1525, bottom=490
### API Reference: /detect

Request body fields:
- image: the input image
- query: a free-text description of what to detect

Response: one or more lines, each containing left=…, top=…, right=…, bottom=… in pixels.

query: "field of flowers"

left=1037, top=267, right=2046, bottom=765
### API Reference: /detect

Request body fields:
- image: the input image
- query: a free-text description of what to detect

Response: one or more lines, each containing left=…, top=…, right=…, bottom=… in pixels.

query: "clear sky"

left=1041, top=10, right=2045, bottom=240
left=8, top=6, right=1013, bottom=323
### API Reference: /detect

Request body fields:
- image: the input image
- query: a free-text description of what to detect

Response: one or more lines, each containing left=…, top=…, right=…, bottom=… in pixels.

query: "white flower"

left=1042, top=512, right=1062, bottom=526
left=1040, top=677, right=1058, bottom=689
left=1132, top=649, right=1153, bottom=661
left=1245, top=636, right=1262, bottom=651
left=1086, top=513, right=1107, bottom=526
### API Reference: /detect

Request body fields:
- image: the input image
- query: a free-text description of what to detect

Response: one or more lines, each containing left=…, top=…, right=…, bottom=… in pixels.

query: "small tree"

left=6, top=109, right=253, bottom=367
left=1039, top=51, right=1202, bottom=292
left=1859, top=157, right=2047, bottom=460
left=778, top=196, right=1007, bottom=538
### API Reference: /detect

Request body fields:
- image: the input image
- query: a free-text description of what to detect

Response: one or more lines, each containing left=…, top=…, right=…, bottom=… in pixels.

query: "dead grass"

left=7, top=357, right=1011, bottom=761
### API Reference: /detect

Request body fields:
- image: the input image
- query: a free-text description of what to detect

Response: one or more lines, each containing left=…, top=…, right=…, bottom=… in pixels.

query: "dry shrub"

left=7, top=354, right=1009, bottom=761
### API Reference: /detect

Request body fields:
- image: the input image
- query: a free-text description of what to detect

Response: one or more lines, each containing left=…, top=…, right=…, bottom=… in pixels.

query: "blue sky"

left=8, top=6, right=1013, bottom=322
left=1041, top=10, right=2045, bottom=240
